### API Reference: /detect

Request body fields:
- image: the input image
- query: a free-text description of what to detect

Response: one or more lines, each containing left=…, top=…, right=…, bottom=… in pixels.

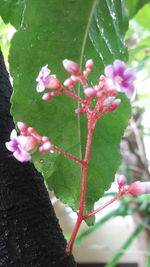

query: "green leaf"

left=9, top=0, right=131, bottom=218
left=125, top=0, right=150, bottom=19
left=135, top=3, right=150, bottom=29
left=136, top=194, right=150, bottom=202
left=0, top=0, right=25, bottom=29
left=127, top=36, right=150, bottom=68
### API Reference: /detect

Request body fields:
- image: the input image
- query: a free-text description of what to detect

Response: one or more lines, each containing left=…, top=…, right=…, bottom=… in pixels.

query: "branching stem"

left=61, top=88, right=85, bottom=104
left=83, top=191, right=124, bottom=220
left=51, top=145, right=84, bottom=165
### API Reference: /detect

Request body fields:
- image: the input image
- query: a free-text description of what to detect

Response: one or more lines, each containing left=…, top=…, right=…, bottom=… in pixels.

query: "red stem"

left=83, top=191, right=124, bottom=220
left=66, top=115, right=96, bottom=254
left=51, top=145, right=84, bottom=165
left=78, top=73, right=89, bottom=89
left=95, top=109, right=108, bottom=119
left=61, top=88, right=85, bottom=104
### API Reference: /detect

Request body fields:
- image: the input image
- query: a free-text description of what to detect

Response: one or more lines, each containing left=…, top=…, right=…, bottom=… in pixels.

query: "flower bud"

left=117, top=175, right=126, bottom=187
left=128, top=181, right=145, bottom=196
left=62, top=59, right=80, bottom=75
left=42, top=92, right=53, bottom=100
left=25, top=136, right=38, bottom=151
left=107, top=87, right=117, bottom=97
left=85, top=59, right=94, bottom=69
left=70, top=75, right=79, bottom=83
left=17, top=122, right=28, bottom=135
left=39, top=146, right=45, bottom=153
left=42, top=141, right=52, bottom=151
left=64, top=78, right=74, bottom=88
left=42, top=136, right=49, bottom=143
left=44, top=75, right=61, bottom=89
left=83, top=69, right=90, bottom=78
left=84, top=87, right=97, bottom=98
left=27, top=127, right=35, bottom=134
left=75, top=107, right=86, bottom=115
left=128, top=181, right=150, bottom=196
left=39, top=141, right=52, bottom=153
left=109, top=99, right=121, bottom=112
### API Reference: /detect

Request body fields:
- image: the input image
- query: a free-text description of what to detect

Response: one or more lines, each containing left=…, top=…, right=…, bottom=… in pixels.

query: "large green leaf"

left=0, top=0, right=25, bottom=29
left=135, top=3, right=150, bottom=29
left=9, top=0, right=131, bottom=217
left=125, top=0, right=150, bottom=19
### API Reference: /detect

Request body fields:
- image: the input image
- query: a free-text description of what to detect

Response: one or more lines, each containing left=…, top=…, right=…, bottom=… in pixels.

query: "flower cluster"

left=117, top=175, right=150, bottom=196
left=6, top=59, right=136, bottom=163
left=6, top=122, right=52, bottom=162
left=36, top=59, right=136, bottom=117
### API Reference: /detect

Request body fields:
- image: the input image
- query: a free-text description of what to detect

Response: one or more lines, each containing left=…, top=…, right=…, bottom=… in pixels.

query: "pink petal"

left=36, top=82, right=45, bottom=92
left=13, top=150, right=31, bottom=162
left=113, top=60, right=126, bottom=76
left=17, top=136, right=28, bottom=149
left=10, top=129, right=17, bottom=140
left=5, top=140, right=17, bottom=152
left=104, top=64, right=114, bottom=79
left=123, top=69, right=136, bottom=82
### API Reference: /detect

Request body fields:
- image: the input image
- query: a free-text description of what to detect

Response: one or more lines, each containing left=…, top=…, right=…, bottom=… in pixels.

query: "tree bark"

left=0, top=50, right=76, bottom=266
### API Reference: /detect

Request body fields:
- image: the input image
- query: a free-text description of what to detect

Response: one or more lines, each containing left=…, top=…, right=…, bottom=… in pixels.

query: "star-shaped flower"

left=105, top=60, right=136, bottom=98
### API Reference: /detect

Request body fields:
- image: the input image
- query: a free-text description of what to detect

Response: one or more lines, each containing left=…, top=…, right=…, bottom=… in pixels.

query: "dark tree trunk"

left=0, top=50, right=76, bottom=266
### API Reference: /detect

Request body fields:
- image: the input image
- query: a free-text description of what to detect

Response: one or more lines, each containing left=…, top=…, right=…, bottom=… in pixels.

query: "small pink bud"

left=128, top=181, right=145, bottom=196
left=128, top=181, right=150, bottom=196
left=27, top=127, right=35, bottom=135
left=62, top=59, right=80, bottom=75
left=96, top=90, right=104, bottom=98
left=42, top=92, right=53, bottom=100
left=25, top=136, right=38, bottom=151
left=39, top=146, right=45, bottom=153
left=75, top=107, right=86, bottom=115
left=70, top=75, right=79, bottom=83
left=93, top=85, right=99, bottom=91
left=42, top=136, right=49, bottom=143
left=122, top=184, right=129, bottom=193
left=104, top=77, right=114, bottom=90
left=107, top=87, right=117, bottom=97
left=42, top=141, right=52, bottom=151
left=17, top=122, right=28, bottom=132
left=83, top=70, right=88, bottom=77
left=99, top=76, right=115, bottom=92
left=99, top=75, right=105, bottom=88
left=64, top=78, right=74, bottom=87
left=85, top=59, right=94, bottom=69
left=84, top=87, right=97, bottom=98
left=117, top=175, right=126, bottom=187
left=109, top=99, right=121, bottom=112
left=45, top=75, right=61, bottom=89
left=83, top=69, right=90, bottom=78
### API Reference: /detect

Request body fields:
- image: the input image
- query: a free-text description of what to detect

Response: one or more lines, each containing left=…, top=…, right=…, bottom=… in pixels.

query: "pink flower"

left=36, top=65, right=51, bottom=92
left=36, top=65, right=61, bottom=92
left=5, top=129, right=38, bottom=162
left=104, top=60, right=136, bottom=98
left=128, top=181, right=150, bottom=196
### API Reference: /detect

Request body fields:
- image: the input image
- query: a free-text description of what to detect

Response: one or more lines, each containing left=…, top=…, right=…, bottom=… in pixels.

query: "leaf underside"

left=9, top=0, right=131, bottom=222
